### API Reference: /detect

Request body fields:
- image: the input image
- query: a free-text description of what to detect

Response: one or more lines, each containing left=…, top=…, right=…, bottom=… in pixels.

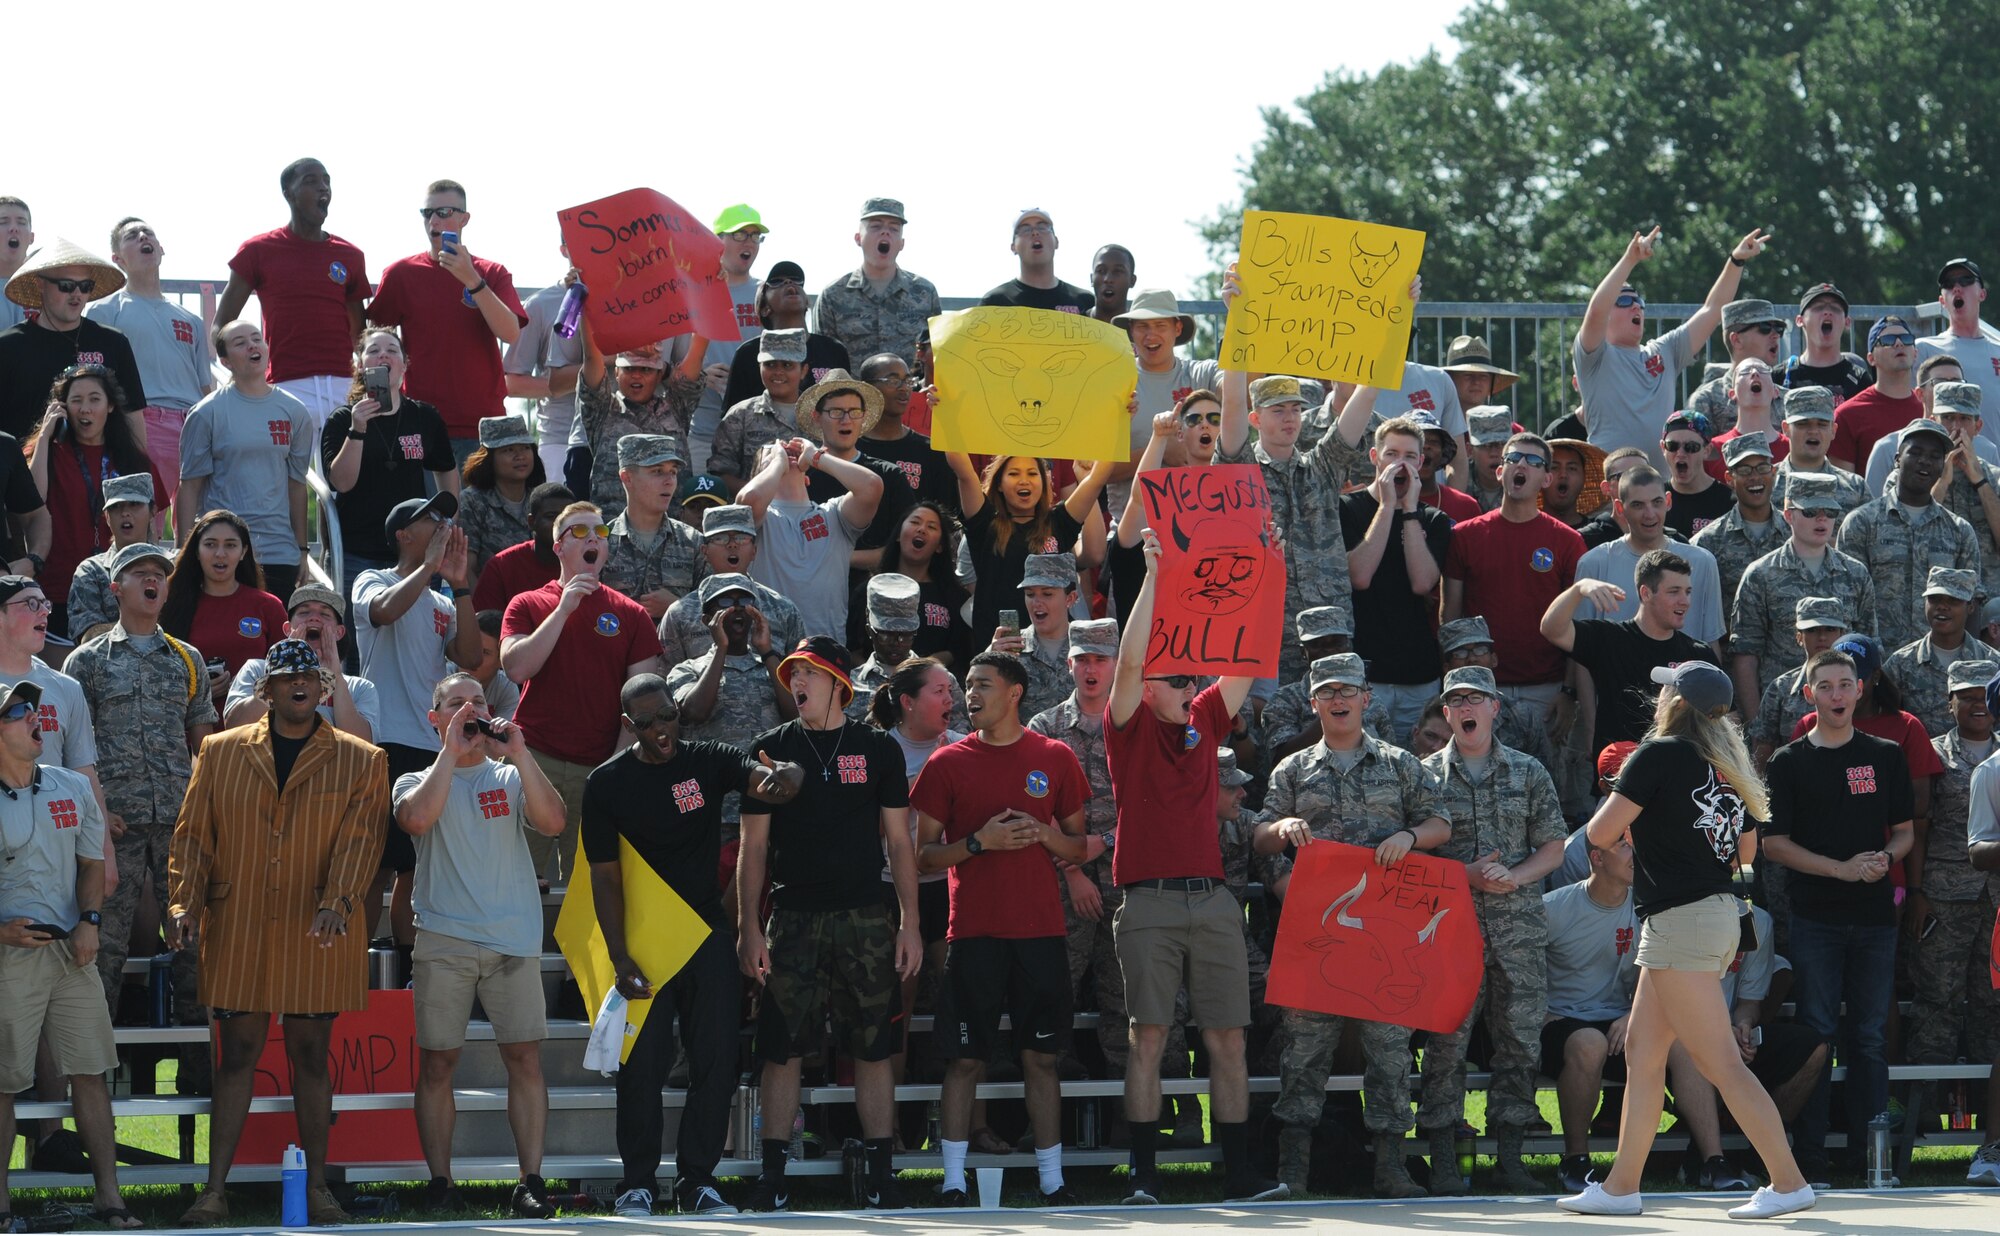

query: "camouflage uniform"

left=65, top=547, right=118, bottom=640
left=1883, top=633, right=1999, bottom=739
left=1770, top=461, right=1869, bottom=516
left=1418, top=742, right=1565, bottom=1132
left=1836, top=494, right=1983, bottom=652
left=67, top=622, right=218, bottom=1016
left=1933, top=456, right=2000, bottom=603
left=708, top=393, right=795, bottom=485
left=575, top=371, right=697, bottom=520
left=812, top=266, right=941, bottom=368
left=1688, top=365, right=1744, bottom=436
left=1260, top=677, right=1396, bottom=755
left=845, top=654, right=970, bottom=730
left=1750, top=666, right=1816, bottom=752
left=596, top=511, right=706, bottom=611
left=458, top=485, right=532, bottom=574
left=1905, top=722, right=2000, bottom=1066
left=1219, top=796, right=1291, bottom=1072
left=1689, top=506, right=1787, bottom=639
left=1016, top=629, right=1072, bottom=724
left=1261, top=733, right=1443, bottom=1134
left=657, top=584, right=804, bottom=672
left=1730, top=543, right=1875, bottom=690
left=1216, top=414, right=1365, bottom=685
left=665, top=646, right=786, bottom=839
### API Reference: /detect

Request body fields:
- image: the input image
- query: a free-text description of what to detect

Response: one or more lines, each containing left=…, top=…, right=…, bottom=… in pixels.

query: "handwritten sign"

left=930, top=307, right=1136, bottom=461
left=1222, top=211, right=1426, bottom=385
left=1267, top=842, right=1483, bottom=1034
left=554, top=836, right=711, bottom=1064
left=1139, top=465, right=1286, bottom=677
left=234, top=989, right=421, bottom=1164
left=556, top=188, right=742, bottom=356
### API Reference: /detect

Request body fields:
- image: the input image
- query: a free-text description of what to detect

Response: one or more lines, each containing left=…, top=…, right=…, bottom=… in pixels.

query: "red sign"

left=556, top=188, right=742, bottom=356
left=1137, top=465, right=1286, bottom=677
left=1267, top=842, right=1484, bottom=1034
left=232, top=989, right=422, bottom=1165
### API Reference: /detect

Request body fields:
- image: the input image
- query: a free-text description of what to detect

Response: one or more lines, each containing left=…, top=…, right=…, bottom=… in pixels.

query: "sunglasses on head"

left=1146, top=675, right=1196, bottom=689
left=1503, top=450, right=1547, bottom=469
left=1614, top=293, right=1645, bottom=309
left=560, top=523, right=613, bottom=540
left=38, top=276, right=95, bottom=295
left=0, top=700, right=35, bottom=723
left=1182, top=410, right=1223, bottom=427
left=60, top=362, right=112, bottom=380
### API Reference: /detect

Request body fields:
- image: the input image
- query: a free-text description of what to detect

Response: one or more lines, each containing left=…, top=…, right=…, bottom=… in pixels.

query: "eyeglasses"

left=1502, top=450, right=1547, bottom=469
left=1182, top=411, right=1223, bottom=427
left=1729, top=462, right=1776, bottom=477
left=706, top=533, right=753, bottom=548
left=38, top=276, right=95, bottom=295
left=625, top=708, right=681, bottom=730
left=2, top=596, right=53, bottom=615
left=1443, top=691, right=1490, bottom=708
left=1312, top=685, right=1366, bottom=701
left=1662, top=440, right=1707, bottom=454
left=766, top=278, right=803, bottom=290
left=1943, top=274, right=1982, bottom=289
left=1146, top=675, right=1196, bottom=689
left=559, top=523, right=613, bottom=540
left=1873, top=333, right=1916, bottom=348
left=724, top=229, right=766, bottom=244
left=417, top=206, right=465, bottom=221
left=1614, top=293, right=1645, bottom=309
left=1015, top=223, right=1054, bottom=236
left=870, top=374, right=912, bottom=389
left=1449, top=643, right=1494, bottom=659
left=0, top=700, right=34, bottom=724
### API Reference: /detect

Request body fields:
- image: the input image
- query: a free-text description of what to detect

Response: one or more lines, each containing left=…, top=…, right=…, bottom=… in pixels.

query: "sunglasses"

left=0, top=700, right=34, bottom=724
left=1873, top=333, right=1915, bottom=348
left=1662, top=440, right=1707, bottom=454
left=1747, top=323, right=1785, bottom=335
left=820, top=406, right=868, bottom=422
left=60, top=362, right=112, bottom=380
left=1312, top=685, right=1366, bottom=701
left=765, top=277, right=803, bottom=290
left=38, top=276, right=95, bottom=295
left=1182, top=411, right=1223, bottom=427
left=560, top=523, right=613, bottom=540
left=1502, top=450, right=1547, bottom=468
left=871, top=374, right=912, bottom=389
left=625, top=708, right=681, bottom=730
left=1943, top=274, right=1982, bottom=289
left=1614, top=293, right=1645, bottom=309
left=1794, top=507, right=1840, bottom=520
left=417, top=206, right=464, bottom=221
left=1146, top=675, right=1196, bottom=689
left=1449, top=643, right=1494, bottom=659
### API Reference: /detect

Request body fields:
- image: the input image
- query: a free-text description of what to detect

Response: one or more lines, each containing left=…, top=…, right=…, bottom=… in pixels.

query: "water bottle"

left=148, top=951, right=174, bottom=1028
left=554, top=282, right=589, bottom=339
left=790, top=1110, right=806, bottom=1161
left=1456, top=1128, right=1475, bottom=1184
left=281, top=1143, right=308, bottom=1225
left=1865, top=1111, right=1896, bottom=1188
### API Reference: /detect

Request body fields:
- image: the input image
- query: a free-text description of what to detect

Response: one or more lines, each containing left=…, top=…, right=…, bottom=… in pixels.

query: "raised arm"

left=1540, top=578, right=1624, bottom=653
left=1218, top=366, right=1251, bottom=459
left=946, top=450, right=985, bottom=519
left=1108, top=528, right=1163, bottom=727
left=1578, top=227, right=1661, bottom=355
left=804, top=441, right=883, bottom=530
left=1685, top=229, right=1771, bottom=347
left=735, top=442, right=791, bottom=524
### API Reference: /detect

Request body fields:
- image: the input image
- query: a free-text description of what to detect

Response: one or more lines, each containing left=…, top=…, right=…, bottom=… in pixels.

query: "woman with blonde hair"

left=1560, top=661, right=1815, bottom=1220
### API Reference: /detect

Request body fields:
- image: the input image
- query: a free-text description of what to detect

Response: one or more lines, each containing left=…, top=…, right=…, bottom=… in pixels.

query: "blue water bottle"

left=554, top=281, right=589, bottom=339
left=281, top=1143, right=308, bottom=1225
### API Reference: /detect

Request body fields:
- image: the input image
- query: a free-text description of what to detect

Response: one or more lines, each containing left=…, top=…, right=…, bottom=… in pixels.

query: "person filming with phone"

left=321, top=327, right=459, bottom=582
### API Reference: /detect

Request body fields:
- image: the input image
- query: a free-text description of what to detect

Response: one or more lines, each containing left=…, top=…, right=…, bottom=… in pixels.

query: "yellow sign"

left=554, top=838, right=711, bottom=1064
left=1222, top=210, right=1427, bottom=385
left=930, top=307, right=1137, bottom=461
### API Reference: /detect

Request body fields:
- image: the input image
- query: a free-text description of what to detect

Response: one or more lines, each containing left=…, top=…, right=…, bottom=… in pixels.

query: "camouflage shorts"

left=756, top=903, right=901, bottom=1064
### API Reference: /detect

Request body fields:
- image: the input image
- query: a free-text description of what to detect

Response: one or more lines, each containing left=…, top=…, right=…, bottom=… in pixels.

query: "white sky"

left=14, top=1, right=1463, bottom=303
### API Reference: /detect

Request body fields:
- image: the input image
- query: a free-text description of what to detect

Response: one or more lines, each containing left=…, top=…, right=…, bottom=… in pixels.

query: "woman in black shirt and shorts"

left=1558, top=662, right=1815, bottom=1220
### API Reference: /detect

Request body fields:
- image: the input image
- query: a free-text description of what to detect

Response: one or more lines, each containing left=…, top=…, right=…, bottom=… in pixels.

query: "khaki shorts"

left=1636, top=894, right=1742, bottom=973
left=413, top=931, right=548, bottom=1050
left=0, top=941, right=118, bottom=1090
left=1113, top=883, right=1251, bottom=1029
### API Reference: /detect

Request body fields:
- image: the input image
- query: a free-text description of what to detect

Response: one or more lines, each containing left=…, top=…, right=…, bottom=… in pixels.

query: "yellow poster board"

left=1221, top=210, right=1427, bottom=385
left=553, top=837, right=711, bottom=1064
left=930, top=307, right=1137, bottom=461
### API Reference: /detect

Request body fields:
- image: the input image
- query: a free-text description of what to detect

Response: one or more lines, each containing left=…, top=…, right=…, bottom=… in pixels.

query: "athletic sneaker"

left=1727, top=1184, right=1816, bottom=1219
left=1557, top=1153, right=1596, bottom=1193
left=1968, top=1142, right=2000, bottom=1184
left=1558, top=1181, right=1643, bottom=1215
left=745, top=1175, right=789, bottom=1213
left=861, top=1176, right=906, bottom=1210
left=1696, top=1155, right=1759, bottom=1191
left=612, top=1188, right=654, bottom=1218
left=421, top=1176, right=468, bottom=1213
left=676, top=1182, right=737, bottom=1216
left=1037, top=1185, right=1081, bottom=1206
left=936, top=1188, right=971, bottom=1207
left=1122, top=1172, right=1162, bottom=1204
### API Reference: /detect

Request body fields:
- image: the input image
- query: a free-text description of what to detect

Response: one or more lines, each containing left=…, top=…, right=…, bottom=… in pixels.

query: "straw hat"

left=1441, top=335, right=1519, bottom=394
left=797, top=368, right=884, bottom=435
left=5, top=237, right=125, bottom=309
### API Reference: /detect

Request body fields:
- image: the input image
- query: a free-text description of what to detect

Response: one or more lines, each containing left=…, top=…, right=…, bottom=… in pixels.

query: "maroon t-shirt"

left=501, top=579, right=662, bottom=767
left=472, top=540, right=558, bottom=612
left=187, top=587, right=289, bottom=675
left=368, top=253, right=530, bottom=438
left=1443, top=509, right=1584, bottom=685
left=1831, top=387, right=1922, bottom=467
left=1104, top=684, right=1231, bottom=885
left=227, top=227, right=370, bottom=383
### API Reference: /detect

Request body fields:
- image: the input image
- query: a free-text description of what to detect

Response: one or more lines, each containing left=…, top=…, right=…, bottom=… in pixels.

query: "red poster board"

left=556, top=188, right=741, bottom=356
left=1267, top=842, right=1484, bottom=1034
left=1137, top=465, right=1286, bottom=677
left=231, top=989, right=421, bottom=1165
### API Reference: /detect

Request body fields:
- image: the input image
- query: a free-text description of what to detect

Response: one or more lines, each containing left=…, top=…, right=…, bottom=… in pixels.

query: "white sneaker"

left=1558, top=1181, right=1643, bottom=1215
left=613, top=1187, right=655, bottom=1218
left=1728, top=1184, right=1816, bottom=1219
left=1969, top=1142, right=2000, bottom=1184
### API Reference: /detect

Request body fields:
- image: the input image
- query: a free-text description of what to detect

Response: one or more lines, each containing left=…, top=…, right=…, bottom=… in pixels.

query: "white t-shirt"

left=352, top=568, right=458, bottom=750
left=748, top=494, right=862, bottom=640
left=1574, top=322, right=1698, bottom=470
left=0, top=662, right=97, bottom=771
left=1573, top=538, right=1727, bottom=645
left=1918, top=330, right=2000, bottom=449
left=86, top=291, right=214, bottom=411
left=394, top=760, right=543, bottom=957
left=180, top=384, right=314, bottom=565
left=226, top=659, right=382, bottom=734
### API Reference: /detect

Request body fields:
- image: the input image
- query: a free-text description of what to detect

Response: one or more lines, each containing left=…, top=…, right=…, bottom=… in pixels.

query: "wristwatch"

left=80, top=911, right=102, bottom=927
left=965, top=834, right=985, bottom=856
left=22, top=553, right=43, bottom=578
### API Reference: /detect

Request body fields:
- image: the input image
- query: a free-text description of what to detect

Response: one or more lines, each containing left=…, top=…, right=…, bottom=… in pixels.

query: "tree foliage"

left=1205, top=0, right=2000, bottom=307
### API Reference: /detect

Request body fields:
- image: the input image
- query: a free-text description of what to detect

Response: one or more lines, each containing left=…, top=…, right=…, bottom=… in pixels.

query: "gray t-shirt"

left=226, top=659, right=382, bottom=734
left=85, top=291, right=212, bottom=410
left=1374, top=362, right=1468, bottom=436
left=394, top=760, right=542, bottom=957
left=748, top=494, right=862, bottom=640
left=0, top=763, right=105, bottom=928
left=352, top=568, right=458, bottom=750
left=1719, top=904, right=1777, bottom=1008
left=180, top=383, right=314, bottom=566
left=0, top=662, right=98, bottom=771
left=669, top=277, right=763, bottom=472
left=504, top=283, right=585, bottom=452
left=1918, top=330, right=2000, bottom=449
left=1574, top=322, right=1698, bottom=470
left=886, top=726, right=965, bottom=885
left=1542, top=879, right=1640, bottom=1021
left=1573, top=538, right=1727, bottom=645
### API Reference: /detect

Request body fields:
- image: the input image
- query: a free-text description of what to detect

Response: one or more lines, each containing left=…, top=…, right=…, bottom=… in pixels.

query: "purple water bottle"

left=554, top=281, right=589, bottom=339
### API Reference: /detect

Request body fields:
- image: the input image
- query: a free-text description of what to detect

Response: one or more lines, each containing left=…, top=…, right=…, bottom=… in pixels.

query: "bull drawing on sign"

left=978, top=349, right=1086, bottom=448
left=1168, top=510, right=1271, bottom=617
left=1299, top=869, right=1449, bottom=1018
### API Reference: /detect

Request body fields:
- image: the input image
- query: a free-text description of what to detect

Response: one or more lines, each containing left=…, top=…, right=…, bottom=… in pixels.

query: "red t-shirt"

left=472, top=540, right=558, bottom=612
left=1104, top=683, right=1230, bottom=884
left=1704, top=428, right=1791, bottom=483
left=1830, top=387, right=1922, bottom=467
left=1430, top=484, right=1482, bottom=523
left=227, top=227, right=371, bottom=383
left=1787, top=708, right=1943, bottom=892
left=367, top=253, right=530, bottom=439
left=1442, top=509, right=1584, bottom=685
left=909, top=730, right=1088, bottom=940
left=502, top=580, right=663, bottom=766
left=188, top=587, right=289, bottom=675
left=41, top=442, right=166, bottom=603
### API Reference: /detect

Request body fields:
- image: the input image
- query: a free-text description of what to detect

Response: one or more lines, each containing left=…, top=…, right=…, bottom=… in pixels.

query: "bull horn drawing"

left=1321, top=872, right=1367, bottom=929
left=1416, top=906, right=1448, bottom=943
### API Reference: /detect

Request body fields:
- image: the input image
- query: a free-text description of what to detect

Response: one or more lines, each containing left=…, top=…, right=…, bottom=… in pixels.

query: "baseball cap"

left=1834, top=634, right=1883, bottom=681
left=1782, top=386, right=1835, bottom=422
left=1013, top=208, right=1054, bottom=233
left=1662, top=410, right=1712, bottom=441
left=1068, top=619, right=1119, bottom=659
left=1797, top=282, right=1849, bottom=314
left=1309, top=653, right=1368, bottom=691
left=682, top=475, right=728, bottom=510
left=1216, top=747, right=1252, bottom=787
left=1650, top=661, right=1733, bottom=715
left=286, top=584, right=345, bottom=622
left=1249, top=376, right=1305, bottom=410
left=1442, top=666, right=1499, bottom=698
left=384, top=491, right=459, bottom=541
left=100, top=473, right=154, bottom=510
left=767, top=260, right=805, bottom=284
left=712, top=204, right=766, bottom=235
left=107, top=543, right=173, bottom=580
left=1939, top=258, right=1984, bottom=287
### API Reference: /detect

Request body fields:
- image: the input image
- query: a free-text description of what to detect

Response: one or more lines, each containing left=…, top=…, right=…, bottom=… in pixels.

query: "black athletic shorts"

left=934, top=935, right=1073, bottom=1061
left=1539, top=1015, right=1628, bottom=1084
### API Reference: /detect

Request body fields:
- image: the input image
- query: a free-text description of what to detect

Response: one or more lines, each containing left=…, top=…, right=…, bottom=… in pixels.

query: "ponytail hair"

left=1645, top=690, right=1769, bottom=821
left=869, top=657, right=946, bottom=729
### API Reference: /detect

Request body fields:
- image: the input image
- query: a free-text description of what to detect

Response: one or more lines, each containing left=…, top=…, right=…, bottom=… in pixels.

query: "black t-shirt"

left=750, top=720, right=909, bottom=913
left=1663, top=482, right=1736, bottom=540
left=0, top=320, right=148, bottom=440
left=270, top=718, right=321, bottom=792
left=1546, top=411, right=1586, bottom=441
left=723, top=331, right=852, bottom=411
left=0, top=432, right=45, bottom=562
left=1765, top=730, right=1913, bottom=927
left=808, top=452, right=915, bottom=552
left=1614, top=735, right=1760, bottom=918
left=979, top=280, right=1096, bottom=313
left=964, top=504, right=1085, bottom=647
left=581, top=740, right=756, bottom=927
left=1337, top=494, right=1452, bottom=684
left=858, top=429, right=959, bottom=518
left=1568, top=620, right=1719, bottom=758
left=1779, top=353, right=1874, bottom=401
left=321, top=399, right=456, bottom=560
